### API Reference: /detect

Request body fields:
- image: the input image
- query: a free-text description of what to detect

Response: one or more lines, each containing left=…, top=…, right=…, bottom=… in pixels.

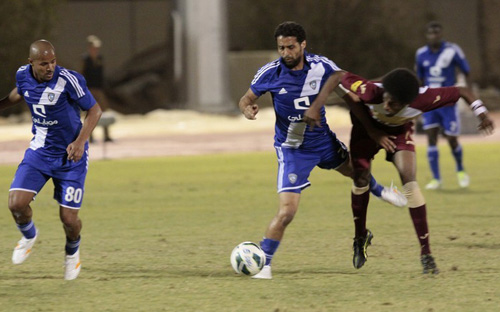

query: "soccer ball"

left=230, top=241, right=266, bottom=276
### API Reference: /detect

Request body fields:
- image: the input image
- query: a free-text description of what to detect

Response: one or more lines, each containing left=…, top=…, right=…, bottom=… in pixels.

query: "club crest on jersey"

left=48, top=93, right=55, bottom=102
left=288, top=173, right=297, bottom=184
left=309, top=80, right=317, bottom=90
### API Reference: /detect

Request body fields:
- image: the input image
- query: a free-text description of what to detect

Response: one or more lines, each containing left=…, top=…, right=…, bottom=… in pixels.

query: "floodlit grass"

left=0, top=143, right=499, bottom=311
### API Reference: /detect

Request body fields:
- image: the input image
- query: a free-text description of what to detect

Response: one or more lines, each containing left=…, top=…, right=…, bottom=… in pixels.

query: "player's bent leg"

left=254, top=192, right=300, bottom=280
left=9, top=190, right=39, bottom=264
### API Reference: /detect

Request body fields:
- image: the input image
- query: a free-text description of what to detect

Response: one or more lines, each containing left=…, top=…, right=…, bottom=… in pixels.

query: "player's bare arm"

left=304, top=71, right=346, bottom=128
left=67, top=103, right=102, bottom=161
left=456, top=87, right=495, bottom=134
left=239, top=88, right=259, bottom=120
left=348, top=99, right=397, bottom=153
left=0, top=88, right=23, bottom=111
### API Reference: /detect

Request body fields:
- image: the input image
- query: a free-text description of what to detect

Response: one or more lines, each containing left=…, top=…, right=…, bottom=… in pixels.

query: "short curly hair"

left=382, top=68, right=420, bottom=104
left=274, top=21, right=306, bottom=43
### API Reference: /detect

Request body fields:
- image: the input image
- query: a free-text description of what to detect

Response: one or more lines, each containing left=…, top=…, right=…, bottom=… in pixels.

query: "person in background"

left=82, top=35, right=112, bottom=142
left=415, top=21, right=471, bottom=190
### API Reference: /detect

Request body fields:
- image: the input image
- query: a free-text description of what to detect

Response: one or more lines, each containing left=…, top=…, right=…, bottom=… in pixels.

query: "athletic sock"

left=352, top=190, right=370, bottom=238
left=369, top=176, right=383, bottom=197
left=65, top=236, right=81, bottom=255
left=409, top=205, right=431, bottom=255
left=17, top=220, right=37, bottom=239
left=260, top=238, right=280, bottom=266
left=452, top=144, right=464, bottom=172
left=427, top=146, right=440, bottom=180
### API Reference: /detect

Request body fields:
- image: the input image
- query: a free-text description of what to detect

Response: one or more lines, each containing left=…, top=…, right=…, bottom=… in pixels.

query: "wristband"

left=470, top=99, right=488, bottom=116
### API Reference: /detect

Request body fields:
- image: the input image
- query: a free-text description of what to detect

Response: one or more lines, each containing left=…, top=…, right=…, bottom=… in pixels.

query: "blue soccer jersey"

left=250, top=52, right=341, bottom=150
left=16, top=64, right=96, bottom=156
left=415, top=41, right=470, bottom=88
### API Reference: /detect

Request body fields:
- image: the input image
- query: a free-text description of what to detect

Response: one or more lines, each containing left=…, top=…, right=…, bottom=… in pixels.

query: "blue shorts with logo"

left=10, top=148, right=89, bottom=209
left=421, top=104, right=460, bottom=136
left=275, top=132, right=348, bottom=193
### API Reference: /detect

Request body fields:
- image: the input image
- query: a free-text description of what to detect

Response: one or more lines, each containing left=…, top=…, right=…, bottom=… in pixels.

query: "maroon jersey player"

left=304, top=68, right=494, bottom=274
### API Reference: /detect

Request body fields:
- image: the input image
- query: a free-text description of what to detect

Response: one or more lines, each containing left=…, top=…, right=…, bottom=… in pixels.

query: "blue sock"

left=369, top=176, right=383, bottom=197
left=452, top=145, right=464, bottom=172
left=427, top=146, right=440, bottom=180
left=65, top=236, right=81, bottom=255
left=17, top=221, right=37, bottom=239
left=260, top=238, right=280, bottom=266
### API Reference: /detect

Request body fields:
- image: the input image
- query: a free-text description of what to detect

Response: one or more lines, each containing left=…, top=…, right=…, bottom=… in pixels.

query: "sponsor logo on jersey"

left=350, top=80, right=362, bottom=92
left=32, top=117, right=59, bottom=126
left=287, top=114, right=303, bottom=122
left=279, top=88, right=288, bottom=94
left=432, top=95, right=441, bottom=104
left=288, top=173, right=297, bottom=184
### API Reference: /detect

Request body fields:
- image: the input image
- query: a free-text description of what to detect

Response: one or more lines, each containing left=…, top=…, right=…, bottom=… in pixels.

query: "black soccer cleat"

left=353, top=229, right=373, bottom=269
left=421, top=254, right=439, bottom=275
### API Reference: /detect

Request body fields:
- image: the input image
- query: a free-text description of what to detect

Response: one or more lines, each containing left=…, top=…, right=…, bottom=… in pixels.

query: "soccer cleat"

left=352, top=229, right=373, bottom=269
left=425, top=179, right=442, bottom=190
left=12, top=231, right=38, bottom=264
left=421, top=254, right=439, bottom=274
left=251, top=265, right=272, bottom=279
left=64, top=250, right=81, bottom=280
left=380, top=182, right=407, bottom=207
left=457, top=171, right=470, bottom=188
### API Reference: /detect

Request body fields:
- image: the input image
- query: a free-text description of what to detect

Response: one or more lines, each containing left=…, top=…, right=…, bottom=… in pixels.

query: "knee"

left=353, top=171, right=370, bottom=187
left=8, top=193, right=30, bottom=214
left=60, top=212, right=80, bottom=227
left=402, top=181, right=426, bottom=208
left=276, top=205, right=297, bottom=228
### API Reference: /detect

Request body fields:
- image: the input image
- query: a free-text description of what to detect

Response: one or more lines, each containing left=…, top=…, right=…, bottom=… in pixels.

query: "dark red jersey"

left=341, top=72, right=461, bottom=127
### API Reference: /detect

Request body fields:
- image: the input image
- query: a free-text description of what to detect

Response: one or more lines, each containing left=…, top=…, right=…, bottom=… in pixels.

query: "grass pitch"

left=0, top=143, right=499, bottom=311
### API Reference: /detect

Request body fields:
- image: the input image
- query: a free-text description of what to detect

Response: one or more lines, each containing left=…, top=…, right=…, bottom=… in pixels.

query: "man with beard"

left=238, top=21, right=407, bottom=279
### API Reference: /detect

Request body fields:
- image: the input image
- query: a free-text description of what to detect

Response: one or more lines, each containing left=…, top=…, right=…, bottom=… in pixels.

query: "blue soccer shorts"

left=275, top=133, right=349, bottom=193
left=10, top=149, right=89, bottom=209
left=421, top=104, right=460, bottom=136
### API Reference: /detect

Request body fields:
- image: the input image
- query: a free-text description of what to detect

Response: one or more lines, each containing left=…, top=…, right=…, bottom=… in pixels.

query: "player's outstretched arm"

left=239, top=88, right=259, bottom=120
left=304, top=71, right=346, bottom=129
left=457, top=87, right=495, bottom=135
left=0, top=88, right=23, bottom=111
left=67, top=103, right=102, bottom=161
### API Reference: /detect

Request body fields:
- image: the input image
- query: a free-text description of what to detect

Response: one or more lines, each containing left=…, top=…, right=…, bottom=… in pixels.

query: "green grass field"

left=0, top=143, right=499, bottom=312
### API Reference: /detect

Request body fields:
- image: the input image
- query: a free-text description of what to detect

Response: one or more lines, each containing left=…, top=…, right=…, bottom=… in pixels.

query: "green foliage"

left=0, top=0, right=63, bottom=116
left=0, top=144, right=499, bottom=311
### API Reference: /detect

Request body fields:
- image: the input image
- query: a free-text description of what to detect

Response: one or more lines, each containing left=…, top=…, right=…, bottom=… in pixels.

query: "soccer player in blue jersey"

left=415, top=21, right=471, bottom=190
left=0, top=40, right=102, bottom=280
left=238, top=21, right=406, bottom=279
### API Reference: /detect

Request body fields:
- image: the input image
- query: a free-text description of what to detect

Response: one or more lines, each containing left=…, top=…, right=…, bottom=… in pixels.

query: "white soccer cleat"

left=380, top=182, right=407, bottom=207
left=457, top=171, right=470, bottom=188
left=64, top=250, right=81, bottom=280
left=12, top=231, right=38, bottom=264
left=252, top=265, right=272, bottom=279
left=425, top=179, right=442, bottom=190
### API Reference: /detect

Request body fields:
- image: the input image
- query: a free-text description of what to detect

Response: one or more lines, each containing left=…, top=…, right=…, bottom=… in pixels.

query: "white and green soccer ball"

left=230, top=242, right=266, bottom=276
